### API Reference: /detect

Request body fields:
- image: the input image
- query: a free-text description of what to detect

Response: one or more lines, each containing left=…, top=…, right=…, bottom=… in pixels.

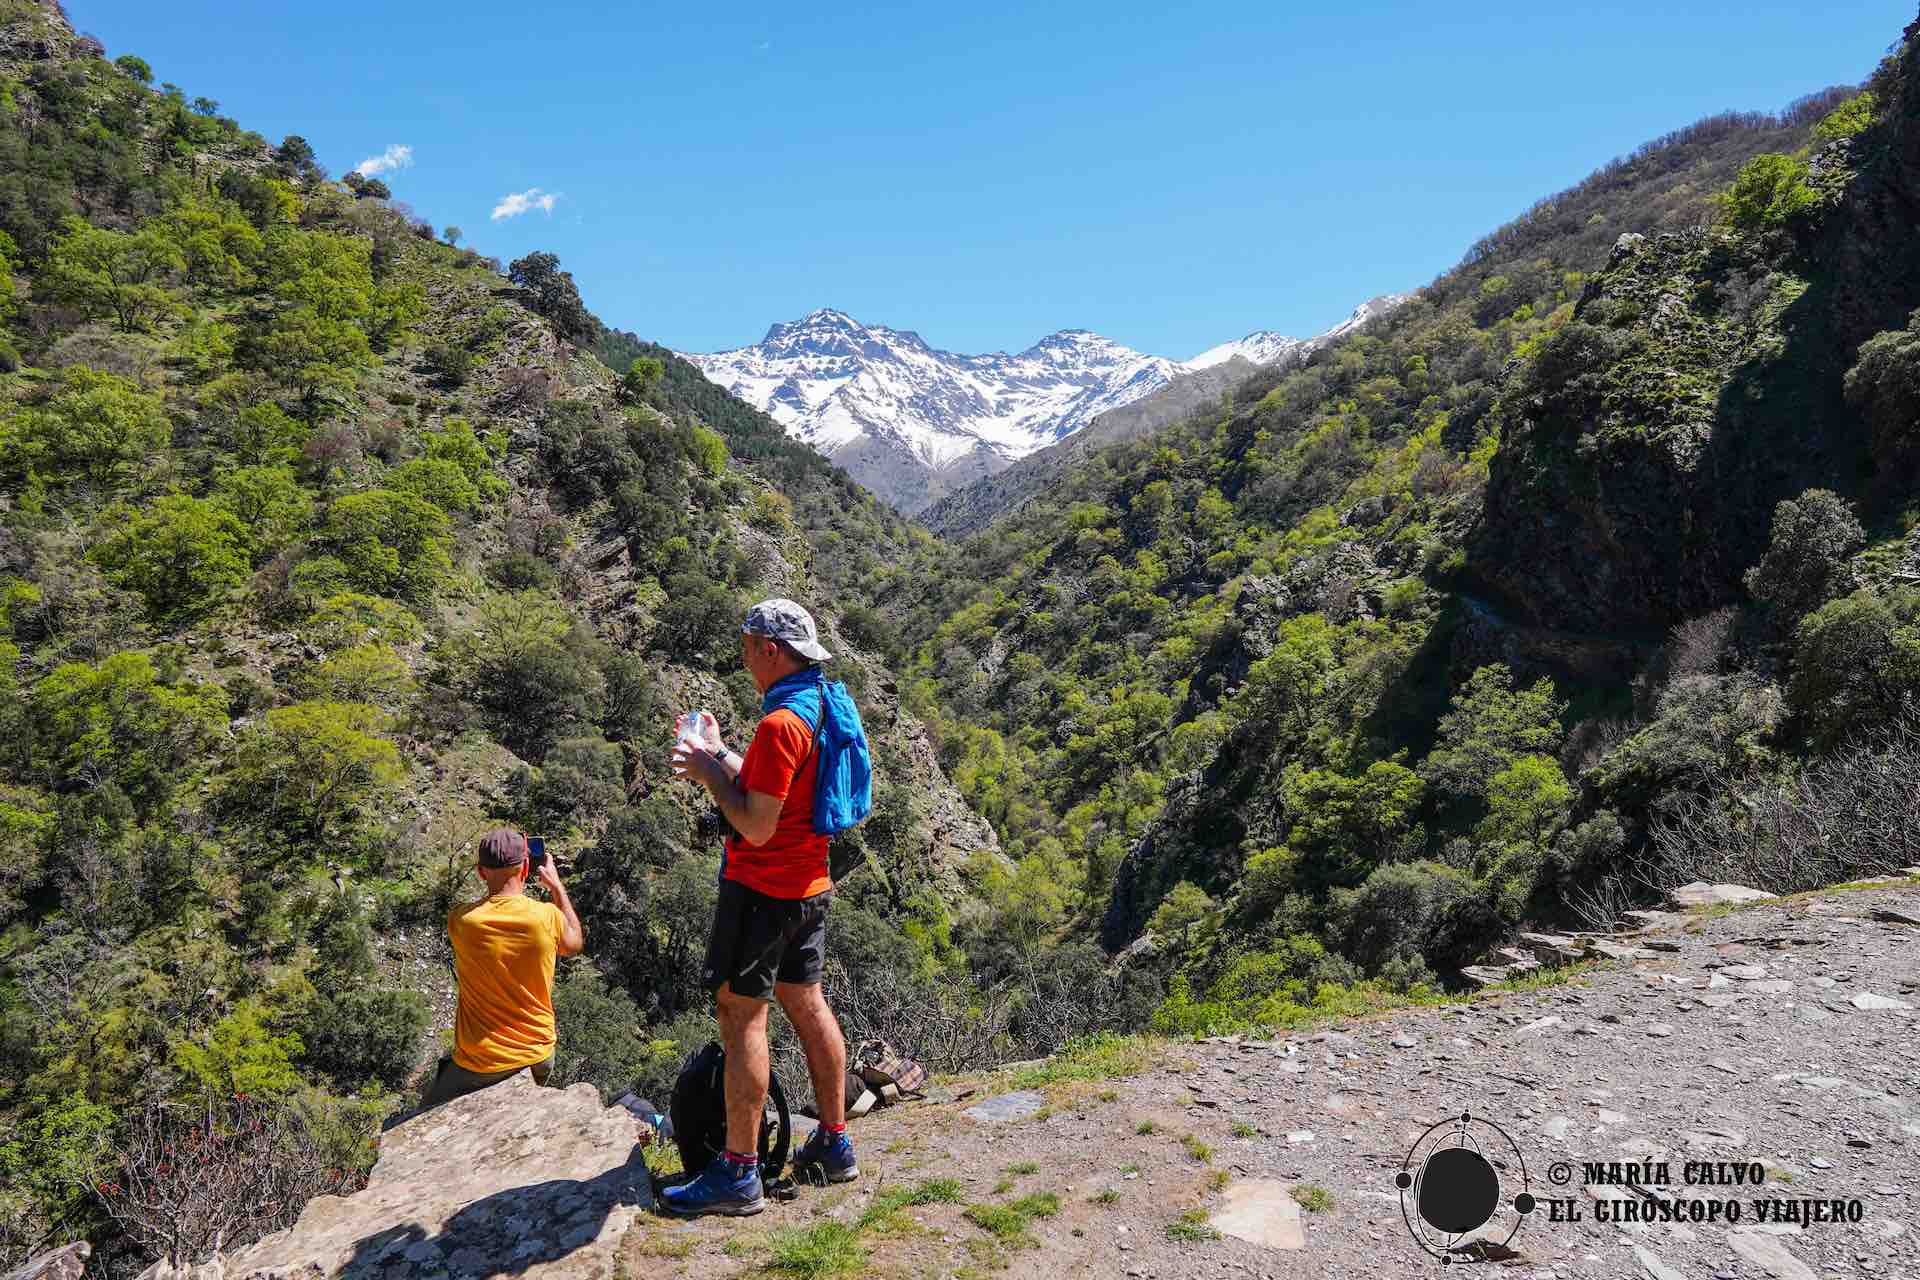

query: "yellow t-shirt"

left=447, top=893, right=564, bottom=1073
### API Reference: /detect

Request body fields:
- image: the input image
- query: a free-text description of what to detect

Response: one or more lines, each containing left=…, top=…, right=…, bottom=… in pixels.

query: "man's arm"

left=701, top=764, right=783, bottom=846
left=536, top=860, right=585, bottom=956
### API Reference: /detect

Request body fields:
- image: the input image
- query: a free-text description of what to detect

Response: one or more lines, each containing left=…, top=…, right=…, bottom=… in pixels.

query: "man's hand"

left=537, top=855, right=585, bottom=956
left=671, top=743, right=731, bottom=791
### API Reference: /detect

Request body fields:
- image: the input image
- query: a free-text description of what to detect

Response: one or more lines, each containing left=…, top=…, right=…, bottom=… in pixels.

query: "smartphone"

left=527, top=836, right=548, bottom=877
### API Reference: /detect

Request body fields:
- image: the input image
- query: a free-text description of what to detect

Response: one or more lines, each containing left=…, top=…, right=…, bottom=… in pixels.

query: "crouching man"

left=662, top=599, right=858, bottom=1216
left=421, top=827, right=585, bottom=1109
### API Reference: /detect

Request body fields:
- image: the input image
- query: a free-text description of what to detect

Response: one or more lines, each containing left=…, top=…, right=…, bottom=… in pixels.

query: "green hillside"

left=888, top=19, right=1920, bottom=1035
left=0, top=2, right=1008, bottom=1264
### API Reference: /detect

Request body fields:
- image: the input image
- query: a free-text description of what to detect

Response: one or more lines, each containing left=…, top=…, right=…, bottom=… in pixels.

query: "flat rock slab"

left=961, top=1090, right=1045, bottom=1123
left=1670, top=882, right=1777, bottom=908
left=1209, top=1179, right=1305, bottom=1250
left=1850, top=991, right=1915, bottom=1010
left=1728, top=1228, right=1817, bottom=1280
left=220, top=1070, right=650, bottom=1280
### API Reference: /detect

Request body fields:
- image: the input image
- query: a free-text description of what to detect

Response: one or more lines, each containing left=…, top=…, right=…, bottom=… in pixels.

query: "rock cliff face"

left=217, top=1072, right=649, bottom=1280
left=1471, top=45, right=1920, bottom=633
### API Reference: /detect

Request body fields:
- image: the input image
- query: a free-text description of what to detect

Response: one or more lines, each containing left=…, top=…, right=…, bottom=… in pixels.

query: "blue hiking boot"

left=792, top=1125, right=860, bottom=1183
left=660, top=1155, right=765, bottom=1217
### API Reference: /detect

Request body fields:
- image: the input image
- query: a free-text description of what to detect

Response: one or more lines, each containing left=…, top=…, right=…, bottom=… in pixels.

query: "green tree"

left=2, top=366, right=171, bottom=490
left=318, top=489, right=452, bottom=599
left=113, top=53, right=154, bottom=82
left=301, top=592, right=424, bottom=651
left=296, top=644, right=414, bottom=709
left=1475, top=754, right=1574, bottom=846
left=1718, top=153, right=1818, bottom=231
left=209, top=464, right=313, bottom=564
left=31, top=652, right=227, bottom=811
left=1419, top=664, right=1565, bottom=802
left=508, top=251, right=596, bottom=344
left=42, top=215, right=184, bottom=331
left=1743, top=488, right=1864, bottom=620
left=223, top=701, right=405, bottom=839
left=254, top=306, right=373, bottom=412
left=88, top=495, right=251, bottom=620
left=1279, top=760, right=1425, bottom=888
left=171, top=1000, right=304, bottom=1096
left=619, top=356, right=663, bottom=402
left=158, top=200, right=263, bottom=290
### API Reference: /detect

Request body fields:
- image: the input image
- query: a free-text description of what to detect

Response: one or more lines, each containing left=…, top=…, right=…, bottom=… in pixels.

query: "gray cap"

left=742, top=597, right=832, bottom=661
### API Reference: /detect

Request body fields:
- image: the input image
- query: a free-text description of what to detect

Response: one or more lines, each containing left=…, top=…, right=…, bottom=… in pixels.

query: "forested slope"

left=892, top=23, right=1918, bottom=1038
left=0, top=1, right=1008, bottom=1264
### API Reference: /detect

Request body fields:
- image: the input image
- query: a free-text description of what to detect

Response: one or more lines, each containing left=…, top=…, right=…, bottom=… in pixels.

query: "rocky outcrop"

left=1471, top=48, right=1920, bottom=634
left=217, top=1072, right=649, bottom=1280
left=3, top=1244, right=90, bottom=1280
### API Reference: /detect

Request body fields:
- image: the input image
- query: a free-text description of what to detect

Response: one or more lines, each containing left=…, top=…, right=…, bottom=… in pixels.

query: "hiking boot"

left=660, top=1155, right=765, bottom=1217
left=792, top=1125, right=860, bottom=1183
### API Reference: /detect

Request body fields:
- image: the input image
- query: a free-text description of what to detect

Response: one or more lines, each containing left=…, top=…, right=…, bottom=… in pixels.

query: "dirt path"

left=625, top=881, right=1920, bottom=1280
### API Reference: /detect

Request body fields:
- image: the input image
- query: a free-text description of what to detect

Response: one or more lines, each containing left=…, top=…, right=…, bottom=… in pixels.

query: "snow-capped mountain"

left=1185, top=331, right=1305, bottom=371
left=681, top=295, right=1412, bottom=512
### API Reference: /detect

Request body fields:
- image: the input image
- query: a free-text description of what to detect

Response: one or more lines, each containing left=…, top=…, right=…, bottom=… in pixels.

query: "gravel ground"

left=629, top=880, right=1919, bottom=1280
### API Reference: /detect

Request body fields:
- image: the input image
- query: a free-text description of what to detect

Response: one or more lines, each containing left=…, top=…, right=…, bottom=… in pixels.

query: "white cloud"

left=491, top=188, right=561, bottom=221
left=356, top=143, right=413, bottom=177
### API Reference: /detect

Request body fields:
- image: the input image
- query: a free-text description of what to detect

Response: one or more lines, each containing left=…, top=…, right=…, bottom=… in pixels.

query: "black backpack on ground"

left=668, top=1040, right=792, bottom=1183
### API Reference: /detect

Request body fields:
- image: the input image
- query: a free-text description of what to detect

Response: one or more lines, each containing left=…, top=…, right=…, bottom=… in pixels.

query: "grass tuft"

left=1135, top=1119, right=1157, bottom=1135
left=1230, top=1120, right=1256, bottom=1139
left=1291, top=1183, right=1335, bottom=1212
left=964, top=1191, right=1061, bottom=1248
left=764, top=1221, right=867, bottom=1279
left=1006, top=1032, right=1161, bottom=1089
left=1088, top=1188, right=1121, bottom=1205
left=1004, top=1160, right=1039, bottom=1175
left=1166, top=1209, right=1221, bottom=1242
left=1182, top=1134, right=1213, bottom=1163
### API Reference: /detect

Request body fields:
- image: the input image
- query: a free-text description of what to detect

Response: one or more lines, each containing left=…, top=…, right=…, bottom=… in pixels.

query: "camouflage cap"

left=742, top=597, right=832, bottom=661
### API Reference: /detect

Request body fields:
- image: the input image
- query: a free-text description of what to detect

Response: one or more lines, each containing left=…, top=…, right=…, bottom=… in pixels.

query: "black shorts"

left=701, top=878, right=831, bottom=1001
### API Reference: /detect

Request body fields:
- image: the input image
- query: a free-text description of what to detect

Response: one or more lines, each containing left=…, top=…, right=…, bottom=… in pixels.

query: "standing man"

left=421, top=827, right=585, bottom=1109
left=662, top=599, right=858, bottom=1217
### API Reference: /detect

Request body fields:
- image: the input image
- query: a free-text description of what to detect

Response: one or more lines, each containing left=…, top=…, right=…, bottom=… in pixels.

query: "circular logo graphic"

left=1395, top=1110, right=1535, bottom=1262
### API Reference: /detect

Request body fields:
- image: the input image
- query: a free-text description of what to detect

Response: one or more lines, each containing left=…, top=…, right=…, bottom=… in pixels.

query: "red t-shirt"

left=724, top=707, right=830, bottom=900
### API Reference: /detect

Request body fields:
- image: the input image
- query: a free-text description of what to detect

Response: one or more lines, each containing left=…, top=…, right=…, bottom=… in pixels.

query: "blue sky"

left=69, top=1, right=1909, bottom=358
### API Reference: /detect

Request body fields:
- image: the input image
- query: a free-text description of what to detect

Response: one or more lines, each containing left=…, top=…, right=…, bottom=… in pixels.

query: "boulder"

left=4, top=1244, right=91, bottom=1280
left=1668, top=882, right=1776, bottom=908
left=1209, top=1179, right=1305, bottom=1249
left=219, top=1070, right=650, bottom=1279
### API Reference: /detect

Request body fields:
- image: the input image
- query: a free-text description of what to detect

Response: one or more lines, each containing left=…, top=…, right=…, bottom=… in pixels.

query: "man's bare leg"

left=775, top=979, right=847, bottom=1127
left=716, top=982, right=770, bottom=1156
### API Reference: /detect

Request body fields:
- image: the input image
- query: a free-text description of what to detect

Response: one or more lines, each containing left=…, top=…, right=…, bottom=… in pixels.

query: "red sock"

left=724, top=1149, right=759, bottom=1169
left=822, top=1122, right=848, bottom=1136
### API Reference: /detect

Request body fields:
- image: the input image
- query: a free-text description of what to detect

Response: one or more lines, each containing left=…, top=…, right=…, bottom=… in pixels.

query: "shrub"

left=440, top=592, right=607, bottom=760
left=1419, top=664, right=1565, bottom=804
left=1844, top=309, right=1920, bottom=452
left=1331, top=861, right=1498, bottom=975
left=296, top=643, right=414, bottom=709
left=550, top=966, right=677, bottom=1103
left=1718, top=153, right=1818, bottom=231
left=1788, top=588, right=1920, bottom=747
left=513, top=734, right=624, bottom=830
left=299, top=987, right=429, bottom=1091
left=1743, top=489, right=1864, bottom=620
left=422, top=339, right=472, bottom=388
left=483, top=550, right=557, bottom=590
left=170, top=999, right=304, bottom=1096
left=301, top=592, right=424, bottom=651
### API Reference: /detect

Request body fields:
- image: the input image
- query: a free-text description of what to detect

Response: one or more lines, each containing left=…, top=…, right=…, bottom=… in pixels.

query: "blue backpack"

left=761, top=669, right=873, bottom=836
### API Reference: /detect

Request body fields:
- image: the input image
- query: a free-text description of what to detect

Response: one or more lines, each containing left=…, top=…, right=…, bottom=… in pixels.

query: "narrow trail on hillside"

left=214, top=881, right=1918, bottom=1280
